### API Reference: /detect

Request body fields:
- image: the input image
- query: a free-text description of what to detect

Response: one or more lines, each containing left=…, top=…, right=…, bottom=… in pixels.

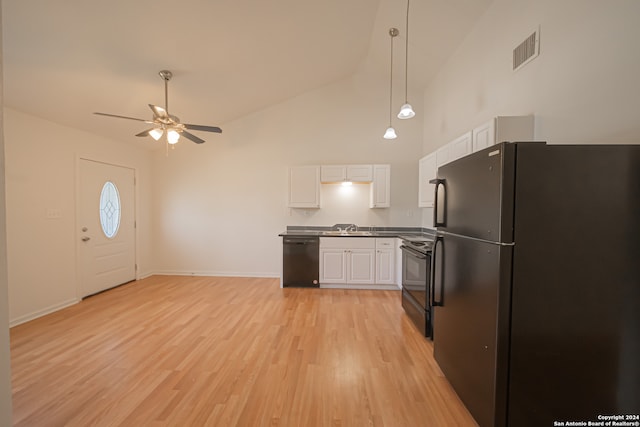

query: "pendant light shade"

left=383, top=126, right=398, bottom=139
left=397, top=0, right=415, bottom=120
left=398, top=103, right=415, bottom=119
left=384, top=28, right=399, bottom=140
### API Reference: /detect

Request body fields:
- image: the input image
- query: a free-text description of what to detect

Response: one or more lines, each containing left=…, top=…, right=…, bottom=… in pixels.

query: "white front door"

left=78, top=159, right=136, bottom=298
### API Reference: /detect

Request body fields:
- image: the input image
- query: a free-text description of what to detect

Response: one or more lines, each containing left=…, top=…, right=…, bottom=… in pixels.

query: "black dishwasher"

left=282, top=236, right=319, bottom=287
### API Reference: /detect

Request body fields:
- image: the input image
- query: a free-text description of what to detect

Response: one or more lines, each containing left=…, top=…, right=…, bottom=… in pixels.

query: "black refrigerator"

left=431, top=142, right=640, bottom=427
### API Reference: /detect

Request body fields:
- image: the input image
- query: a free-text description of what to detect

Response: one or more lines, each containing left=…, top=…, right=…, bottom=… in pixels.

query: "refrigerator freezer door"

left=508, top=144, right=640, bottom=425
left=435, top=142, right=518, bottom=243
left=433, top=232, right=513, bottom=427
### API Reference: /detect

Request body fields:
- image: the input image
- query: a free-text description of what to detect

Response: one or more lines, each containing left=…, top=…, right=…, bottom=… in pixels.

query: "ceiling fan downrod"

left=158, top=70, right=172, bottom=113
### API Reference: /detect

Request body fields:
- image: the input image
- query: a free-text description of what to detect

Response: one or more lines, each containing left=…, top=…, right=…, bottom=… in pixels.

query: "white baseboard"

left=10, top=298, right=79, bottom=328
left=152, top=270, right=279, bottom=279
left=320, top=283, right=400, bottom=290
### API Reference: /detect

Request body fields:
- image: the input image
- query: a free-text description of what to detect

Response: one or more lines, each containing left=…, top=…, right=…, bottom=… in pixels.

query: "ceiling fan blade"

left=149, top=104, right=169, bottom=120
left=94, top=112, right=153, bottom=123
left=135, top=129, right=156, bottom=137
left=181, top=130, right=206, bottom=144
left=184, top=124, right=222, bottom=133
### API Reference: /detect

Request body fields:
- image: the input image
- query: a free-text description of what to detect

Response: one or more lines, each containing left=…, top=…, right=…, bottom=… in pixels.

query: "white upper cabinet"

left=288, top=166, right=320, bottom=208
left=448, top=131, right=473, bottom=163
left=435, top=145, right=450, bottom=168
left=320, top=165, right=373, bottom=183
left=418, top=153, right=437, bottom=208
left=291, top=163, right=390, bottom=209
left=472, top=121, right=495, bottom=152
left=320, top=165, right=346, bottom=182
left=347, top=165, right=374, bottom=182
left=370, top=164, right=391, bottom=208
left=472, top=116, right=534, bottom=153
left=418, top=116, right=535, bottom=208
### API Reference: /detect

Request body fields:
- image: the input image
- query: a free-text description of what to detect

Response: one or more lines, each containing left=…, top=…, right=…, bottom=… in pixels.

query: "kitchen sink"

left=322, top=230, right=372, bottom=236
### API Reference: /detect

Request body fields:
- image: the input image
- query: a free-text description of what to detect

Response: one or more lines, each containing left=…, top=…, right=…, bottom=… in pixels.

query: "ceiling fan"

left=94, top=70, right=222, bottom=145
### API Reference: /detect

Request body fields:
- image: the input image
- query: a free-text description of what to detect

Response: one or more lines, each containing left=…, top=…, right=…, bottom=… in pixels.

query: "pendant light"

left=384, top=28, right=399, bottom=140
left=397, top=0, right=415, bottom=120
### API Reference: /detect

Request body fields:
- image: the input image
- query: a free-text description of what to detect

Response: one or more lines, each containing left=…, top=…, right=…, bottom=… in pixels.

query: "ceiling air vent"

left=513, top=28, right=540, bottom=71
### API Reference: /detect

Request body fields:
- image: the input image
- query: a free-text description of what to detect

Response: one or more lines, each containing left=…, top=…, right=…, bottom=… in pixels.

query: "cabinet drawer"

left=375, top=238, right=396, bottom=249
left=320, top=237, right=375, bottom=249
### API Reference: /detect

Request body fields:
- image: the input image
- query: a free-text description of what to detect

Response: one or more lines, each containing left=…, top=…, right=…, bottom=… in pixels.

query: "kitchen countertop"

left=279, top=226, right=435, bottom=239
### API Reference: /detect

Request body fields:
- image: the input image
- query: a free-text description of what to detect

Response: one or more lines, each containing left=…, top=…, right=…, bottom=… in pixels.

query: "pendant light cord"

left=404, top=0, right=410, bottom=104
left=389, top=31, right=394, bottom=126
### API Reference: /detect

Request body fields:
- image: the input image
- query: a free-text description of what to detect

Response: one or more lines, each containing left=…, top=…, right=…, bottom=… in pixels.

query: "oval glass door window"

left=99, top=181, right=121, bottom=238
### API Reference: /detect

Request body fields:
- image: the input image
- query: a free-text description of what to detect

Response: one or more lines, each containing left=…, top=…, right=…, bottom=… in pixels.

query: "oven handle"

left=431, top=236, right=444, bottom=307
left=400, top=245, right=428, bottom=259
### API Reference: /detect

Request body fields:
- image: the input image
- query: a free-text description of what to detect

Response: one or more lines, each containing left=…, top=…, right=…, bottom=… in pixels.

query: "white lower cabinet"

left=320, top=238, right=374, bottom=285
left=346, top=250, right=375, bottom=284
left=375, top=238, right=395, bottom=285
left=320, top=237, right=395, bottom=288
left=320, top=249, right=347, bottom=282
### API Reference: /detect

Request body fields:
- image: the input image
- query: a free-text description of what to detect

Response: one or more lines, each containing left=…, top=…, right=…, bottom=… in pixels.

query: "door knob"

left=82, top=237, right=91, bottom=242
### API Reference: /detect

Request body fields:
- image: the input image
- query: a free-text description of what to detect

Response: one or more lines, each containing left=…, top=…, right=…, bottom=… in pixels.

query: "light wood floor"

left=11, top=276, right=477, bottom=426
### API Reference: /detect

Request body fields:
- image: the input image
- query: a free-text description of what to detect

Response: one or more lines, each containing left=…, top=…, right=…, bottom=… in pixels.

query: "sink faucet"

left=332, top=223, right=358, bottom=233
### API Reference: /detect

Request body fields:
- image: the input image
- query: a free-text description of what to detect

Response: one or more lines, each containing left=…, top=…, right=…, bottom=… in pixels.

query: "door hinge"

left=135, top=263, right=138, bottom=271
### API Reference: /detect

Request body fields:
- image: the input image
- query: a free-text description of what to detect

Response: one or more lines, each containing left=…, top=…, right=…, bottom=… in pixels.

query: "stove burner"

left=400, top=235, right=434, bottom=255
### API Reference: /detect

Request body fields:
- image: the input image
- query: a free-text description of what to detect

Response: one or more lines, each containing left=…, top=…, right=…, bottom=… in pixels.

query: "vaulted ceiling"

left=2, top=0, right=494, bottom=148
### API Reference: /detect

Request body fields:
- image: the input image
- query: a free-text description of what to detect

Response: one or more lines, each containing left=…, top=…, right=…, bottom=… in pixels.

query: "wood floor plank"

left=11, top=275, right=477, bottom=426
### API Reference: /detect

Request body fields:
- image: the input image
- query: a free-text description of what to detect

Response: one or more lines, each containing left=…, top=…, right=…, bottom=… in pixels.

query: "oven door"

left=401, top=245, right=430, bottom=308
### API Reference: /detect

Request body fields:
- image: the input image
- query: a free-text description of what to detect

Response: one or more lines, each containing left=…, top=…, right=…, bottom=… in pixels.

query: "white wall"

left=0, top=3, right=14, bottom=421
left=420, top=0, right=640, bottom=226
left=151, top=71, right=424, bottom=276
left=4, top=109, right=153, bottom=325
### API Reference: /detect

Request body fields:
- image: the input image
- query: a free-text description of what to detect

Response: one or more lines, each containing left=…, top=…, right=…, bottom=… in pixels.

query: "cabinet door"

left=347, top=249, right=375, bottom=284
left=448, top=131, right=473, bottom=163
left=370, top=164, right=391, bottom=208
left=289, top=166, right=320, bottom=208
left=436, top=145, right=450, bottom=168
left=347, top=165, right=373, bottom=182
left=320, top=249, right=346, bottom=283
left=494, top=115, right=534, bottom=144
left=320, top=165, right=346, bottom=183
left=375, top=238, right=396, bottom=285
left=472, top=120, right=495, bottom=153
left=418, top=154, right=437, bottom=207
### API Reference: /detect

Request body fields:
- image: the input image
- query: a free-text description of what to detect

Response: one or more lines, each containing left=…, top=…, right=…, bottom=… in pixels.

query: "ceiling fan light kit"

left=149, top=128, right=164, bottom=141
left=94, top=70, right=222, bottom=149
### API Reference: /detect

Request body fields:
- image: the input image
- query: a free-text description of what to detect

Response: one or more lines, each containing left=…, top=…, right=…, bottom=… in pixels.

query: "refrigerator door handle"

left=430, top=179, right=446, bottom=227
left=431, top=236, right=444, bottom=306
